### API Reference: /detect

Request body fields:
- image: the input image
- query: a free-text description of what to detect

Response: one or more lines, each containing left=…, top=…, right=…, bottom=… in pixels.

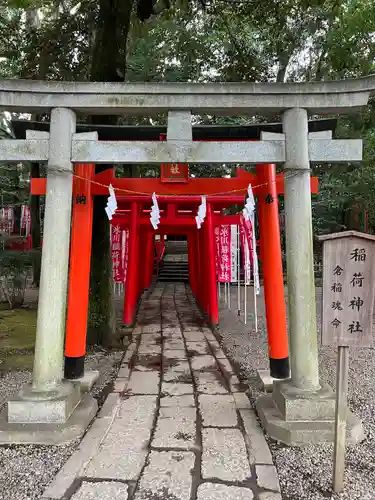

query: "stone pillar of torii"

left=0, top=77, right=372, bottom=444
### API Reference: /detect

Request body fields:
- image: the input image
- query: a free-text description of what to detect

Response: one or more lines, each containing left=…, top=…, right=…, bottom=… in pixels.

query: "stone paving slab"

left=127, top=371, right=160, bottom=394
left=202, top=330, right=217, bottom=342
left=210, top=347, right=227, bottom=359
left=163, top=334, right=184, bottom=342
left=118, top=366, right=130, bottom=378
left=135, top=450, right=195, bottom=500
left=162, top=381, right=194, bottom=396
left=199, top=394, right=238, bottom=427
left=184, top=331, right=206, bottom=341
left=186, top=340, right=210, bottom=355
left=194, top=371, right=229, bottom=395
left=234, top=393, right=252, bottom=409
left=117, top=395, right=157, bottom=420
left=202, top=428, right=251, bottom=481
left=217, top=357, right=235, bottom=376
left=113, top=378, right=128, bottom=393
left=124, top=346, right=137, bottom=362
left=139, top=333, right=161, bottom=342
left=190, top=355, right=217, bottom=371
left=163, top=327, right=182, bottom=334
left=257, top=493, right=283, bottom=500
left=134, top=352, right=162, bottom=364
left=138, top=344, right=162, bottom=355
left=256, top=464, right=281, bottom=492
left=240, top=410, right=273, bottom=465
left=71, top=481, right=128, bottom=500
left=163, top=349, right=188, bottom=360
left=163, top=368, right=192, bottom=383
left=197, top=483, right=254, bottom=500
left=153, top=407, right=197, bottom=449
left=160, top=394, right=195, bottom=407
left=164, top=360, right=190, bottom=372
left=84, top=421, right=151, bottom=480
left=165, top=339, right=185, bottom=349
left=42, top=416, right=117, bottom=499
left=142, top=325, right=161, bottom=333
left=183, top=326, right=202, bottom=332
left=98, top=392, right=120, bottom=417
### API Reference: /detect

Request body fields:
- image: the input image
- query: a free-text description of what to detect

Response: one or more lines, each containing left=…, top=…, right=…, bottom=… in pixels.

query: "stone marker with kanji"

left=319, top=230, right=375, bottom=493
left=320, top=230, right=375, bottom=348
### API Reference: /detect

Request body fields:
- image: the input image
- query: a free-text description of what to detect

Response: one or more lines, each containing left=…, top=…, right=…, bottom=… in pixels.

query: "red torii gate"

left=110, top=194, right=245, bottom=323
left=31, top=164, right=318, bottom=382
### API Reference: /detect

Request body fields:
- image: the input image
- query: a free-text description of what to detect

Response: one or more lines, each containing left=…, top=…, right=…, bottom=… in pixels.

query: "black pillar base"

left=270, top=357, right=290, bottom=379
left=64, top=355, right=85, bottom=380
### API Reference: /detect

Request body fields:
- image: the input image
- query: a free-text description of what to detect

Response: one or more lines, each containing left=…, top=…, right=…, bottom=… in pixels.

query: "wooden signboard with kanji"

left=319, top=231, right=375, bottom=347
left=160, top=163, right=189, bottom=183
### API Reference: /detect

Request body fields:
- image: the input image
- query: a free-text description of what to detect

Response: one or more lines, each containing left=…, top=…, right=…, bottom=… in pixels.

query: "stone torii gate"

left=0, top=77, right=372, bottom=445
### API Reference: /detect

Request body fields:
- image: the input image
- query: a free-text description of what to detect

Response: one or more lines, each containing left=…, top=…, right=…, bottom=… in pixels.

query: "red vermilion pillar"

left=187, top=233, right=194, bottom=294
left=188, top=232, right=198, bottom=298
left=64, top=163, right=94, bottom=379
left=194, top=231, right=200, bottom=303
left=256, top=163, right=289, bottom=379
left=123, top=201, right=140, bottom=326
left=144, top=231, right=155, bottom=289
left=206, top=203, right=219, bottom=325
left=198, top=226, right=207, bottom=314
left=138, top=228, right=147, bottom=295
left=195, top=228, right=202, bottom=308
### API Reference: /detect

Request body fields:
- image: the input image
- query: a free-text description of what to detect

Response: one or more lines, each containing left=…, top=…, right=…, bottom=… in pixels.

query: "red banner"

left=0, top=207, right=14, bottom=235
left=111, top=224, right=124, bottom=283
left=240, top=214, right=254, bottom=267
left=217, top=225, right=231, bottom=282
left=111, top=225, right=130, bottom=284
left=21, top=205, right=31, bottom=236
left=214, top=226, right=220, bottom=276
left=239, top=217, right=251, bottom=284
left=122, top=229, right=129, bottom=284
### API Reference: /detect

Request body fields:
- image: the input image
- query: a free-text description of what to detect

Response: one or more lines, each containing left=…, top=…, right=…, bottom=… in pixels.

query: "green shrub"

left=0, top=241, right=37, bottom=308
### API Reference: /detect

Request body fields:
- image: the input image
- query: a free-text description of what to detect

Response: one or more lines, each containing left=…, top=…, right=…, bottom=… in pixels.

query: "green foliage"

left=0, top=245, right=35, bottom=308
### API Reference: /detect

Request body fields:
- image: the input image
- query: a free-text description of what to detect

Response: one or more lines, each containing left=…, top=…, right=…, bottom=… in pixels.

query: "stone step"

left=159, top=268, right=189, bottom=274
left=158, top=279, right=189, bottom=283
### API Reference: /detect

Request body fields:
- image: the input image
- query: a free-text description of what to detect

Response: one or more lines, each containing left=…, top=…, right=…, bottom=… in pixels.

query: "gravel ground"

left=0, top=349, right=123, bottom=500
left=219, top=285, right=375, bottom=500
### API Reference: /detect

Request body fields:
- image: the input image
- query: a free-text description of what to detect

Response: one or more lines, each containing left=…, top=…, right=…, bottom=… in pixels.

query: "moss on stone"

left=0, top=309, right=36, bottom=371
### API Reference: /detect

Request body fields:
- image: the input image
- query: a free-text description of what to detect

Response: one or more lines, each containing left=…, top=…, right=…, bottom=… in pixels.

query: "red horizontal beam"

left=111, top=214, right=241, bottom=228
left=118, top=195, right=246, bottom=205
left=31, top=175, right=318, bottom=197
left=30, top=167, right=318, bottom=197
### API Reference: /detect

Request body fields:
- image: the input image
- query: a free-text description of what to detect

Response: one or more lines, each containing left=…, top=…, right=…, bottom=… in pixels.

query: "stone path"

left=43, top=283, right=281, bottom=500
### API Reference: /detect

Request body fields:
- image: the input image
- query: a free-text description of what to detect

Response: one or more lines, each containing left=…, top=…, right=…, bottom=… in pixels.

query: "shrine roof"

left=317, top=231, right=375, bottom=242
left=12, top=118, right=337, bottom=141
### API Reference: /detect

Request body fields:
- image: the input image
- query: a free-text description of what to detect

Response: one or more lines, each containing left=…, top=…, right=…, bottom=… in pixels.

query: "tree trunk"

left=87, top=0, right=134, bottom=346
left=25, top=9, right=42, bottom=287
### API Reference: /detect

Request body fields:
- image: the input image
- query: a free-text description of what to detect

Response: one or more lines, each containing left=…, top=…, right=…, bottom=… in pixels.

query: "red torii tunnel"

left=111, top=195, right=246, bottom=324
left=31, top=164, right=318, bottom=382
